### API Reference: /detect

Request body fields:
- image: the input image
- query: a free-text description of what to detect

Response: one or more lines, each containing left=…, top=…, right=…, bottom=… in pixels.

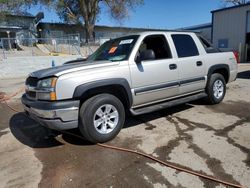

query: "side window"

left=138, top=35, right=172, bottom=60
left=171, top=34, right=199, bottom=58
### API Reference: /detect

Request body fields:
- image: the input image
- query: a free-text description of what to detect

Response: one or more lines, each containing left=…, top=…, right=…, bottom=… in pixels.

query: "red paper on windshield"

left=109, top=47, right=117, bottom=54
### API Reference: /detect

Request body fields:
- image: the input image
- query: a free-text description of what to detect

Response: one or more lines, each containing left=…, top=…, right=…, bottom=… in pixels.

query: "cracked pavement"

left=0, top=64, right=249, bottom=188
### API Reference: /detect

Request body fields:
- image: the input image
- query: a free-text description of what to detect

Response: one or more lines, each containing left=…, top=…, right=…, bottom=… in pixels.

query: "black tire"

left=206, top=73, right=226, bottom=104
left=79, top=94, right=125, bottom=143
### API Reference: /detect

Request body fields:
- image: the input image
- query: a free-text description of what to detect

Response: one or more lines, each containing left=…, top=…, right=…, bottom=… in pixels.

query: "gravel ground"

left=0, top=64, right=249, bottom=188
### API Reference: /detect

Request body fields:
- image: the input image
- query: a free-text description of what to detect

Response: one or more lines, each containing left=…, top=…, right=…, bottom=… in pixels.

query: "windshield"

left=87, top=35, right=139, bottom=62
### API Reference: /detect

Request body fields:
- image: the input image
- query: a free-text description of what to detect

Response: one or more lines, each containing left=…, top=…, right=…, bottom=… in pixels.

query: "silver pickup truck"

left=22, top=31, right=238, bottom=143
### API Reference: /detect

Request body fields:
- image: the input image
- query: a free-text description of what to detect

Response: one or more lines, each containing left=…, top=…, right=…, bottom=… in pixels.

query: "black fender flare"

left=207, top=64, right=229, bottom=82
left=73, top=78, right=133, bottom=107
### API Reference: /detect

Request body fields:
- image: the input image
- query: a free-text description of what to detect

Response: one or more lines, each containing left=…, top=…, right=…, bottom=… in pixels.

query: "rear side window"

left=172, top=34, right=199, bottom=58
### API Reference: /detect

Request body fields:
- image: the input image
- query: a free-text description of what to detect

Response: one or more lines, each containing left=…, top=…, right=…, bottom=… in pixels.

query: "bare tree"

left=1, top=0, right=143, bottom=42
left=0, top=0, right=34, bottom=17
left=223, top=0, right=247, bottom=5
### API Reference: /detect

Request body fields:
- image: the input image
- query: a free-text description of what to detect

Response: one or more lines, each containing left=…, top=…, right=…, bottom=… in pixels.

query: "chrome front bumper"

left=23, top=105, right=79, bottom=122
left=22, top=94, right=80, bottom=130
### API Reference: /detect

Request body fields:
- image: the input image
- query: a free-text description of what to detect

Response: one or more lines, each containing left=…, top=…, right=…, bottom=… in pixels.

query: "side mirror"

left=136, top=49, right=155, bottom=63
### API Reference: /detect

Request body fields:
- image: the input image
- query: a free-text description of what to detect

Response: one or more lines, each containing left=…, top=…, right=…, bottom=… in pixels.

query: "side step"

left=130, top=92, right=207, bottom=116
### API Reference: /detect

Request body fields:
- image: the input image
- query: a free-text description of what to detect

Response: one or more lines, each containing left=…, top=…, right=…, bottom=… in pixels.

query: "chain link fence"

left=0, top=35, right=102, bottom=60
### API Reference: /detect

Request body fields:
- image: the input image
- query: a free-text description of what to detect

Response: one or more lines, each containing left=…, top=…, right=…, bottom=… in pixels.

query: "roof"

left=0, top=26, right=23, bottom=29
left=96, top=24, right=168, bottom=31
left=0, top=25, right=26, bottom=32
left=38, top=22, right=169, bottom=32
left=135, top=31, right=198, bottom=36
left=38, top=22, right=201, bottom=35
left=179, top=23, right=212, bottom=30
left=5, top=14, right=35, bottom=18
left=211, top=3, right=250, bottom=13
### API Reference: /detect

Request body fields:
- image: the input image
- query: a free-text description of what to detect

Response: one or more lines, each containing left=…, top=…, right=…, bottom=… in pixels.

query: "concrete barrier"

left=0, top=55, right=82, bottom=79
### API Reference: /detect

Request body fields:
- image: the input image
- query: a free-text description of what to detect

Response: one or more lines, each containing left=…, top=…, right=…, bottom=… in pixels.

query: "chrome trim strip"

left=26, top=84, right=55, bottom=100
left=132, top=89, right=205, bottom=109
left=134, top=77, right=205, bottom=95
left=26, top=86, right=37, bottom=92
left=26, top=86, right=55, bottom=93
left=180, top=77, right=205, bottom=85
left=135, top=85, right=179, bottom=95
left=134, top=82, right=179, bottom=95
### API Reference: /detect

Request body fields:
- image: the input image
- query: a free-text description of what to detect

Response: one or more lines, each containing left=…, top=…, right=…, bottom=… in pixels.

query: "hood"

left=30, top=60, right=119, bottom=79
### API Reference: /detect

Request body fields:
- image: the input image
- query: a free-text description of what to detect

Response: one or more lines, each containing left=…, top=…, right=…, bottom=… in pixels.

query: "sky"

left=28, top=0, right=227, bottom=29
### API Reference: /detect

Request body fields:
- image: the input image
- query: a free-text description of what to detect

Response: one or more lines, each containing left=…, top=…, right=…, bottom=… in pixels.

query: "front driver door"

left=129, top=34, right=179, bottom=107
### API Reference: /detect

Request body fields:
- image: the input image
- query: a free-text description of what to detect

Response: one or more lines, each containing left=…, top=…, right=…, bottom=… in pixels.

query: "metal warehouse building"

left=184, top=4, right=250, bottom=63
left=212, top=3, right=250, bottom=62
left=180, top=23, right=212, bottom=42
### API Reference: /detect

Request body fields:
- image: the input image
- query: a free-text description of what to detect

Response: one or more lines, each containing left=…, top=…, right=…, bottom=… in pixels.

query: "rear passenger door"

left=129, top=34, right=179, bottom=107
left=171, top=34, right=206, bottom=95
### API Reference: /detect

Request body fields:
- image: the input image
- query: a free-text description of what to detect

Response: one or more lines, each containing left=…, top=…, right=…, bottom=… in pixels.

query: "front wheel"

left=79, top=94, right=125, bottom=143
left=206, top=73, right=226, bottom=104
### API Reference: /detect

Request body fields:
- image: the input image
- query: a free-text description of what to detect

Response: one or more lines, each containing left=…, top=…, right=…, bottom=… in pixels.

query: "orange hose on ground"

left=0, top=87, right=25, bottom=113
left=0, top=87, right=24, bottom=102
left=60, top=130, right=244, bottom=188
left=97, top=143, right=244, bottom=188
left=3, top=100, right=20, bottom=113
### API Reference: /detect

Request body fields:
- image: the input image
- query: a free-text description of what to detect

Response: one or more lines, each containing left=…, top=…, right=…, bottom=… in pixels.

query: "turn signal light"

left=50, top=92, right=57, bottom=100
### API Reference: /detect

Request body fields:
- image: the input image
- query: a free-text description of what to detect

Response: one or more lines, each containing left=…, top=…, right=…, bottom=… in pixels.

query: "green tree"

left=52, top=0, right=144, bottom=43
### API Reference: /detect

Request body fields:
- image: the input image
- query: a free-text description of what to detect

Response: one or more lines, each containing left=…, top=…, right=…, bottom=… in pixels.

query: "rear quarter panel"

left=204, top=51, right=238, bottom=82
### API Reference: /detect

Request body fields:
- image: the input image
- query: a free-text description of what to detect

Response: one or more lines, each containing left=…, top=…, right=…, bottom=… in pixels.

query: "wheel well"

left=79, top=85, right=131, bottom=110
left=211, top=68, right=229, bottom=83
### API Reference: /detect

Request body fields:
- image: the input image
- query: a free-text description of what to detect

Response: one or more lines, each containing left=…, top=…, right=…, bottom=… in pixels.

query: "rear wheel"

left=79, top=94, right=125, bottom=143
left=206, top=73, right=226, bottom=104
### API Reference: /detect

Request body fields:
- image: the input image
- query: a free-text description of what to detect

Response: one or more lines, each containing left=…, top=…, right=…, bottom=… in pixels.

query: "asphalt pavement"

left=0, top=64, right=249, bottom=188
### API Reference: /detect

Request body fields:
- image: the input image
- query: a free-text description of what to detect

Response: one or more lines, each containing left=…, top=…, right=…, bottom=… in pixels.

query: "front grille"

left=26, top=91, right=36, bottom=99
left=26, top=77, right=39, bottom=87
left=25, top=77, right=38, bottom=99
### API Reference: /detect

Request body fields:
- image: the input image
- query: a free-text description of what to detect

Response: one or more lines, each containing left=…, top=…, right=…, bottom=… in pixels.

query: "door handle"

left=169, top=64, right=177, bottom=70
left=196, top=61, right=203, bottom=66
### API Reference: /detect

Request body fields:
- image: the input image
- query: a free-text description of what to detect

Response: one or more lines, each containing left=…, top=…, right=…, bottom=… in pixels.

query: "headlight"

left=38, top=77, right=57, bottom=88
left=37, top=77, right=57, bottom=101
